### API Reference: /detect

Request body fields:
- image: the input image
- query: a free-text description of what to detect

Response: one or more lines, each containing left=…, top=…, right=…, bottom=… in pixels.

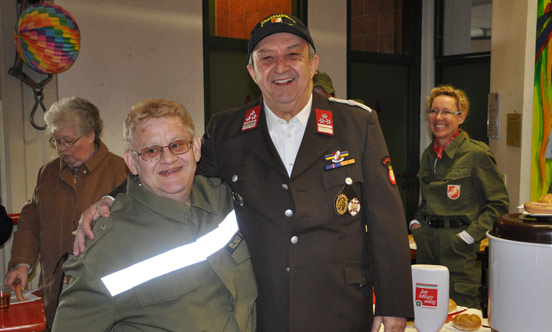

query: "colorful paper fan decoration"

left=14, top=3, right=80, bottom=74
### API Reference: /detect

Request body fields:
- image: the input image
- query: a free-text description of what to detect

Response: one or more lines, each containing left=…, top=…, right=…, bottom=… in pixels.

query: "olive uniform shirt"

left=52, top=175, right=257, bottom=332
left=413, top=131, right=509, bottom=241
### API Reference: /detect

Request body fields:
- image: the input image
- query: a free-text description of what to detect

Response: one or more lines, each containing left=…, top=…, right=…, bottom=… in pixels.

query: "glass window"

left=350, top=0, right=404, bottom=54
left=212, top=0, right=293, bottom=39
left=440, top=0, right=492, bottom=56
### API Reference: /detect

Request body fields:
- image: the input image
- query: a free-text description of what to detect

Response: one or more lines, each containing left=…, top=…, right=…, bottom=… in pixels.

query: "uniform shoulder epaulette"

left=328, top=97, right=372, bottom=112
left=468, top=138, right=492, bottom=152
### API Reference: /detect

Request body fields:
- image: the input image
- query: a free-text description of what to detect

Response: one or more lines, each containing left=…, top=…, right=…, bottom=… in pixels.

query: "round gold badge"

left=335, top=193, right=348, bottom=215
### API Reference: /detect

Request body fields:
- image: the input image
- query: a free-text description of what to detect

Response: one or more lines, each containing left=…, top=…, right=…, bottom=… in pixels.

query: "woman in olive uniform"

left=410, top=85, right=509, bottom=309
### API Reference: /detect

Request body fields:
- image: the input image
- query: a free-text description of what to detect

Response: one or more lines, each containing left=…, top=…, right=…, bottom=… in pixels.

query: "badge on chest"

left=325, top=150, right=356, bottom=171
left=334, top=177, right=361, bottom=216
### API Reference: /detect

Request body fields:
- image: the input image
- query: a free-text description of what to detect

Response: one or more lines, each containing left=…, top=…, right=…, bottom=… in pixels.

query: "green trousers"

left=412, top=226, right=482, bottom=309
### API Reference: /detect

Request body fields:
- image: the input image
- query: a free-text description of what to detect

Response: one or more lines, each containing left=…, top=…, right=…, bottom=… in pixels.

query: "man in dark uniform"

left=75, top=13, right=413, bottom=332
left=200, top=14, right=413, bottom=332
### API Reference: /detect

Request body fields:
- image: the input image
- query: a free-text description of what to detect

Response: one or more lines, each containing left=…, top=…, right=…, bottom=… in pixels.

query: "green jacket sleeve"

left=466, top=150, right=509, bottom=241
left=51, top=256, right=115, bottom=331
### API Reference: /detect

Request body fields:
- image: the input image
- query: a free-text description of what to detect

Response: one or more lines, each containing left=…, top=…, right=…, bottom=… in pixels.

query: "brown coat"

left=8, top=140, right=128, bottom=327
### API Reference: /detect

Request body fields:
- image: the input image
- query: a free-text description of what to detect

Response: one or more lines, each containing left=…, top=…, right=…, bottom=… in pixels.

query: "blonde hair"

left=123, top=99, right=195, bottom=150
left=426, top=85, right=470, bottom=116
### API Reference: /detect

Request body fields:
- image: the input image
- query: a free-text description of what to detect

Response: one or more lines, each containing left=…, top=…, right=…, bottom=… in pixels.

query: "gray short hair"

left=44, top=96, right=103, bottom=141
left=123, top=99, right=195, bottom=150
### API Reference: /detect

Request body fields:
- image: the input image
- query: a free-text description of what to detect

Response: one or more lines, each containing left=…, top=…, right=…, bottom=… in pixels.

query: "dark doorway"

left=348, top=0, right=422, bottom=222
left=436, top=56, right=491, bottom=144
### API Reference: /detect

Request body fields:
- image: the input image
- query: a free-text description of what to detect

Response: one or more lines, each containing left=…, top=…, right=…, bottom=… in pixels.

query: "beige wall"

left=309, top=2, right=347, bottom=98
left=489, top=0, right=537, bottom=210
left=56, top=0, right=205, bottom=157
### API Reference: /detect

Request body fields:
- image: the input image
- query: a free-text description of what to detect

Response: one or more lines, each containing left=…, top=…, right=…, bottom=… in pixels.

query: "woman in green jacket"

left=410, top=85, right=509, bottom=309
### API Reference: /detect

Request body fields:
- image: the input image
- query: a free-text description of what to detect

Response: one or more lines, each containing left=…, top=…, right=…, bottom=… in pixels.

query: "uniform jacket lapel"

left=241, top=100, right=289, bottom=178
left=290, top=96, right=332, bottom=180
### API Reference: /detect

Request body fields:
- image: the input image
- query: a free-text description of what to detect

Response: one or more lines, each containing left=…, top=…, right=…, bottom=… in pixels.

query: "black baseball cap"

left=247, top=13, right=316, bottom=60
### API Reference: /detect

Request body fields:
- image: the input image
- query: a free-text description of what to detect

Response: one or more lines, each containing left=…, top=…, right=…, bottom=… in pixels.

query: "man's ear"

left=310, top=55, right=319, bottom=79
left=124, top=150, right=139, bottom=175
left=247, top=63, right=258, bottom=85
left=191, top=134, right=201, bottom=163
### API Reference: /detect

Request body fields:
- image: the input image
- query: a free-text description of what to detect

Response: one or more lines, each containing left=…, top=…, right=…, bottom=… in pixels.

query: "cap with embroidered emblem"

left=248, top=13, right=316, bottom=60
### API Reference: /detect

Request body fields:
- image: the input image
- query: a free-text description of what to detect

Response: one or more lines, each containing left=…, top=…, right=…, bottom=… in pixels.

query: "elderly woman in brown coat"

left=4, top=96, right=128, bottom=328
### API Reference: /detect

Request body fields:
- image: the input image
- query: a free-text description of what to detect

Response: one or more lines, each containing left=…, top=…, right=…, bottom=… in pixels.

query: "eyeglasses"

left=133, top=139, right=193, bottom=161
left=49, top=135, right=82, bottom=148
left=427, top=109, right=462, bottom=117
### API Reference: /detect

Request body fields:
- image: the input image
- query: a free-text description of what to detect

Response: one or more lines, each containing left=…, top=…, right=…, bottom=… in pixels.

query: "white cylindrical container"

left=412, top=264, right=449, bottom=332
left=487, top=214, right=552, bottom=332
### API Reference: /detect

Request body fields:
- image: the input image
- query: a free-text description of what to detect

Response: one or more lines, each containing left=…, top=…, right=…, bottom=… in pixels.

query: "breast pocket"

left=320, top=163, right=364, bottom=226
left=442, top=166, right=474, bottom=209
left=134, top=262, right=209, bottom=307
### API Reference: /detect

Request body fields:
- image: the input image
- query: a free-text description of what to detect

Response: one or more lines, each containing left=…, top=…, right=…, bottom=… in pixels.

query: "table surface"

left=379, top=309, right=490, bottom=332
left=0, top=290, right=47, bottom=332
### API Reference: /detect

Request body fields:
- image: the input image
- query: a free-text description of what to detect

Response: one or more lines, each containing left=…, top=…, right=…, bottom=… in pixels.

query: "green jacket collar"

left=126, top=174, right=218, bottom=225
left=443, top=130, right=468, bottom=160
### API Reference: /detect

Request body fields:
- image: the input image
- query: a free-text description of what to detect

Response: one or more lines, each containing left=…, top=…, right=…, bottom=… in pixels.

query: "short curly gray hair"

left=44, top=96, right=103, bottom=141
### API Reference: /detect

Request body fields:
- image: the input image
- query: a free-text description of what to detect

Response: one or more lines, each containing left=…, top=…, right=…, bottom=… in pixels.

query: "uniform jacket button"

left=285, top=267, right=290, bottom=272
left=290, top=236, right=298, bottom=244
left=285, top=209, right=293, bottom=217
left=281, top=183, right=289, bottom=190
left=231, top=174, right=238, bottom=182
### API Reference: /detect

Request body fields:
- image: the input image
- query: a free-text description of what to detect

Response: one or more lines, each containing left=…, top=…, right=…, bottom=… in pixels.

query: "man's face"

left=124, top=115, right=201, bottom=205
left=247, top=32, right=319, bottom=120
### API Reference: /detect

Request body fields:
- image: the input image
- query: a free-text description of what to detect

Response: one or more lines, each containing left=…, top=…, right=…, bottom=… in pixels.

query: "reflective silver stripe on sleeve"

left=101, top=210, right=239, bottom=296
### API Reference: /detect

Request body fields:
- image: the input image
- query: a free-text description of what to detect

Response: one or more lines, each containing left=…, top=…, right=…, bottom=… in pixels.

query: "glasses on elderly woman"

left=49, top=135, right=82, bottom=148
left=427, top=109, right=462, bottom=117
left=133, top=139, right=193, bottom=162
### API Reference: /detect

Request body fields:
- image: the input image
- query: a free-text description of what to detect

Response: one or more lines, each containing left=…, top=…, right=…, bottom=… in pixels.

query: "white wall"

left=0, top=0, right=58, bottom=214
left=309, top=2, right=347, bottom=97
left=489, top=0, right=537, bottom=209
left=56, top=0, right=204, bottom=157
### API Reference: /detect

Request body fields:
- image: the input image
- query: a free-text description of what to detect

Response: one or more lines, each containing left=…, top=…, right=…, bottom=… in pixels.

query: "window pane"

left=441, top=0, right=492, bottom=56
left=350, top=0, right=404, bottom=54
left=213, top=0, right=293, bottom=39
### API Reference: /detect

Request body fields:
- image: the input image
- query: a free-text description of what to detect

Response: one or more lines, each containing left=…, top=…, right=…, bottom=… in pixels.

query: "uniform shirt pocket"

left=442, top=166, right=474, bottom=207
left=135, top=262, right=208, bottom=307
